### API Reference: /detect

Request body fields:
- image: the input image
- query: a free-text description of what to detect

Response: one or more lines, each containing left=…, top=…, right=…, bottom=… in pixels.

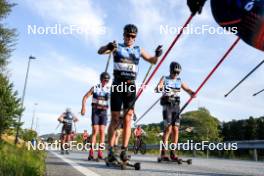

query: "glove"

left=187, top=0, right=207, bottom=15
left=155, top=45, right=163, bottom=57
left=106, top=41, right=117, bottom=51
left=133, top=113, right=137, bottom=122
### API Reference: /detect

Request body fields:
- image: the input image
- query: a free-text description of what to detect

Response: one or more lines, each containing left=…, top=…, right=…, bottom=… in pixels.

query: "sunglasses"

left=125, top=33, right=137, bottom=39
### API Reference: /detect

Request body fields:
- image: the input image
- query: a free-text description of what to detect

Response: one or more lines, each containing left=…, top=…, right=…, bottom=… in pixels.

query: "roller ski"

left=105, top=149, right=141, bottom=170
left=157, top=155, right=192, bottom=165
left=157, top=150, right=192, bottom=165
left=88, top=149, right=105, bottom=162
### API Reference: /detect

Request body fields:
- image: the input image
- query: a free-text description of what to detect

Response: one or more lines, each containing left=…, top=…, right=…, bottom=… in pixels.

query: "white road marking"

left=50, top=151, right=101, bottom=176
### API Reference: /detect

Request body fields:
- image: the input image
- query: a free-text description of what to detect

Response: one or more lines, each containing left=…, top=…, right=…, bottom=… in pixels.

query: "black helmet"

left=65, top=107, right=71, bottom=113
left=100, top=72, right=110, bottom=81
left=170, top=62, right=181, bottom=74
left=124, top=24, right=138, bottom=34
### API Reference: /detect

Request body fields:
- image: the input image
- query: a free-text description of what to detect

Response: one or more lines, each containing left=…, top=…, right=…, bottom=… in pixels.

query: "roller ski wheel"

left=182, top=158, right=192, bottom=165
left=157, top=157, right=162, bottom=163
left=134, top=162, right=141, bottom=170
left=88, top=155, right=96, bottom=161
left=176, top=158, right=183, bottom=165
left=157, top=156, right=170, bottom=162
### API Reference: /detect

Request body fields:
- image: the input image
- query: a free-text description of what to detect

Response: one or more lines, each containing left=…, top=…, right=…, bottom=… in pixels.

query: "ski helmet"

left=66, top=108, right=71, bottom=113
left=170, top=62, right=182, bottom=74
left=100, top=72, right=110, bottom=81
left=211, top=0, right=264, bottom=51
left=124, top=24, right=138, bottom=34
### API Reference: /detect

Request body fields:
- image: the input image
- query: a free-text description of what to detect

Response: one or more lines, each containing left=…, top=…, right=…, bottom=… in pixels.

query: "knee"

left=93, top=128, right=99, bottom=135
left=165, top=126, right=172, bottom=133
left=124, top=110, right=133, bottom=123
left=99, top=127, right=105, bottom=134
left=173, top=126, right=179, bottom=133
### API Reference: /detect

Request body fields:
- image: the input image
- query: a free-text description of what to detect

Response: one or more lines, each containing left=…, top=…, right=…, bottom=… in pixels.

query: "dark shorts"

left=162, top=105, right=181, bottom=127
left=92, top=108, right=108, bottom=126
left=110, top=80, right=136, bottom=111
left=62, top=123, right=72, bottom=135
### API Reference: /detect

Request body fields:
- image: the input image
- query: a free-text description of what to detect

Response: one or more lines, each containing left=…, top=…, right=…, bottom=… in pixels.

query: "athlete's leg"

left=108, top=111, right=120, bottom=147
left=99, top=125, right=105, bottom=145
left=122, top=109, right=133, bottom=148
left=91, top=125, right=99, bottom=146
left=171, top=126, right=179, bottom=144
left=163, top=125, right=172, bottom=146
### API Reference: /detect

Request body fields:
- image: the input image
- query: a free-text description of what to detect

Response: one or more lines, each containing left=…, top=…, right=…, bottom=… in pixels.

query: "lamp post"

left=15, top=56, right=36, bottom=144
left=30, top=103, right=38, bottom=130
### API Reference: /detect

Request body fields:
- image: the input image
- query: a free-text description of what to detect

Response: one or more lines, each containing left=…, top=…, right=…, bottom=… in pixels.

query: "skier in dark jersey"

left=98, top=24, right=163, bottom=162
left=81, top=72, right=111, bottom=160
left=58, top=108, right=78, bottom=155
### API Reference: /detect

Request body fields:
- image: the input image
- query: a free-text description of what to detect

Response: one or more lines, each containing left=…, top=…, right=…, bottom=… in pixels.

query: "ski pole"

left=105, top=41, right=116, bottom=72
left=253, top=88, right=264, bottom=96
left=180, top=37, right=240, bottom=114
left=135, top=15, right=194, bottom=102
left=137, top=64, right=153, bottom=97
left=124, top=15, right=194, bottom=118
left=74, top=122, right=77, bottom=134
left=55, top=122, right=61, bottom=130
left=134, top=95, right=161, bottom=125
left=224, top=59, right=264, bottom=97
left=105, top=53, right=112, bottom=72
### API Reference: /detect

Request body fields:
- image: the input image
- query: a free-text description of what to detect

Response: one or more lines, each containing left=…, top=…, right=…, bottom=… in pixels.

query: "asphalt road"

left=45, top=150, right=264, bottom=176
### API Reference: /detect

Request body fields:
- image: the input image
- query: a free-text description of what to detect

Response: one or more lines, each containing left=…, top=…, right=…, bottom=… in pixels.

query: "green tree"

left=0, top=0, right=20, bottom=141
left=0, top=75, right=23, bottom=140
left=244, top=116, right=257, bottom=140
left=0, top=0, right=16, bottom=71
left=256, top=117, right=264, bottom=139
left=180, top=107, right=221, bottom=142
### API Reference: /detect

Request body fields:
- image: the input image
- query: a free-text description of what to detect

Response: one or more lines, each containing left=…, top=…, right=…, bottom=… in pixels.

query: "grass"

left=0, top=140, right=46, bottom=176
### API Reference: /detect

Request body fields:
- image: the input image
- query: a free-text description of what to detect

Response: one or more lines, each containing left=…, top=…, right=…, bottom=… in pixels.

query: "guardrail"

left=128, top=140, right=264, bottom=161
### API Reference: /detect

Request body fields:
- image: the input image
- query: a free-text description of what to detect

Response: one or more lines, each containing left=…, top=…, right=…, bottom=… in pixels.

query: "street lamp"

left=30, top=103, right=38, bottom=130
left=15, top=55, right=37, bottom=144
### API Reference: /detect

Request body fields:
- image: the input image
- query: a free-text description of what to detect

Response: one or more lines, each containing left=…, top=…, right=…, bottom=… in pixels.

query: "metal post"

left=30, top=103, right=38, bottom=129
left=15, top=56, right=36, bottom=144
left=253, top=149, right=258, bottom=161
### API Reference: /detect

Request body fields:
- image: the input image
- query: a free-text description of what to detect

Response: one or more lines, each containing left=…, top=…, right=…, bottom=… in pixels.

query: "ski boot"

left=88, top=148, right=94, bottom=160
left=157, top=149, right=170, bottom=162
left=120, top=147, right=131, bottom=162
left=65, top=149, right=69, bottom=155
left=107, top=147, right=118, bottom=162
left=170, top=150, right=182, bottom=164
left=98, top=150, right=104, bottom=160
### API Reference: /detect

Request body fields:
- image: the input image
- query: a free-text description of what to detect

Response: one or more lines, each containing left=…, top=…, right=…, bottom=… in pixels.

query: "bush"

left=0, top=141, right=46, bottom=176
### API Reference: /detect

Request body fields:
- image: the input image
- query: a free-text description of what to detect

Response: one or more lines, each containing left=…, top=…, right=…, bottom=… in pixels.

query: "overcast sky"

left=6, top=0, right=264, bottom=135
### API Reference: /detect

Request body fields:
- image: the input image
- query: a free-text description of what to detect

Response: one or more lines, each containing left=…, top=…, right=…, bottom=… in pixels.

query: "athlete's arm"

left=141, top=45, right=162, bottom=64
left=58, top=113, right=65, bottom=123
left=155, top=76, right=165, bottom=93
left=98, top=41, right=117, bottom=55
left=81, top=87, right=94, bottom=116
left=134, top=129, right=137, bottom=136
left=73, top=116, right=79, bottom=123
left=181, top=83, right=195, bottom=97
